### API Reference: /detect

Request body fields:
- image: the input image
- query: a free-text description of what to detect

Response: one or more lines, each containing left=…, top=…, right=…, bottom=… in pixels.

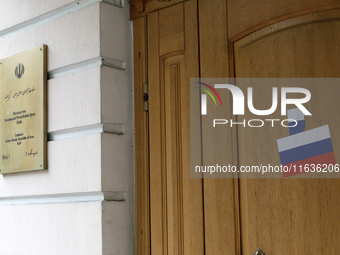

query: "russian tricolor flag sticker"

left=277, top=124, right=336, bottom=177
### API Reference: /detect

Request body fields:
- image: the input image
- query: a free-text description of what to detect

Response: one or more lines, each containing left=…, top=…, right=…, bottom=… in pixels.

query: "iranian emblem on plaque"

left=15, top=63, right=25, bottom=79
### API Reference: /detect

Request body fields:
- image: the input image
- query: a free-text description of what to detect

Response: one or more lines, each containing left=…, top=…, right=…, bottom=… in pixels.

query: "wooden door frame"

left=133, top=16, right=150, bottom=255
left=133, top=0, right=340, bottom=254
left=132, top=1, right=241, bottom=254
left=132, top=2, right=194, bottom=254
left=130, top=0, right=188, bottom=19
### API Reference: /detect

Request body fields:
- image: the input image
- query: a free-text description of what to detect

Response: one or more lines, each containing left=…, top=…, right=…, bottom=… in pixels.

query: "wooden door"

left=224, top=1, right=340, bottom=254
left=233, top=8, right=340, bottom=255
left=133, top=1, right=205, bottom=254
left=133, top=0, right=340, bottom=254
left=148, top=2, right=205, bottom=254
left=197, top=0, right=340, bottom=254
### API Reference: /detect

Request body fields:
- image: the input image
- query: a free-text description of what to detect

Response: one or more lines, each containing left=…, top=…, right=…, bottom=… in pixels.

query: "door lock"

left=253, top=248, right=265, bottom=255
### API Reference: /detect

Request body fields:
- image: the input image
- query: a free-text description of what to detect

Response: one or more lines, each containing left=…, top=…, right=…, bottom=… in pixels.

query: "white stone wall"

left=0, top=1, right=134, bottom=254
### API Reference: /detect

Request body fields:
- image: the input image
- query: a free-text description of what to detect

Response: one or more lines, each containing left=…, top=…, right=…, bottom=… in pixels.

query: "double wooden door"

left=132, top=0, right=340, bottom=254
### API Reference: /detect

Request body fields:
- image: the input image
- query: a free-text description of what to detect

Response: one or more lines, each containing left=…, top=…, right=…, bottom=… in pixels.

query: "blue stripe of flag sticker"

left=288, top=108, right=305, bottom=136
left=289, top=119, right=305, bottom=136
left=279, top=138, right=334, bottom=165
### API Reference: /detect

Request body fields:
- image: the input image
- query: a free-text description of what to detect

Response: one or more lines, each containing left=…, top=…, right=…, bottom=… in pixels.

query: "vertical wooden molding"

left=170, top=62, right=184, bottom=255
left=160, top=57, right=168, bottom=254
left=183, top=1, right=205, bottom=254
left=198, top=0, right=241, bottom=254
left=160, top=54, right=186, bottom=255
left=134, top=17, right=150, bottom=255
left=228, top=37, right=242, bottom=255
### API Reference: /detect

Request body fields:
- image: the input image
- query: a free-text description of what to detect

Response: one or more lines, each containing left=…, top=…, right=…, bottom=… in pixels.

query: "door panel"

left=148, top=2, right=204, bottom=254
left=234, top=10, right=340, bottom=254
left=134, top=1, right=340, bottom=255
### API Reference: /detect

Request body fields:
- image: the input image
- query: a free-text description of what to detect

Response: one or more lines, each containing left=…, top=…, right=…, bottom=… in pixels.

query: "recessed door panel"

left=234, top=10, right=340, bottom=255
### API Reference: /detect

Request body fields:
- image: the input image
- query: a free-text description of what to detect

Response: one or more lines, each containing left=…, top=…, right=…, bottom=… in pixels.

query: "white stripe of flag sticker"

left=277, top=108, right=336, bottom=177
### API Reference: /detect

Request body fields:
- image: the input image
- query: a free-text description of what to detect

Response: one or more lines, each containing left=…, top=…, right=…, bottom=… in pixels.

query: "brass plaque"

left=0, top=45, right=47, bottom=174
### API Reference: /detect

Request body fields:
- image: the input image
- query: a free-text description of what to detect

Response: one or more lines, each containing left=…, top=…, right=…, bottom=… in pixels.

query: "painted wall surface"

left=0, top=0, right=134, bottom=254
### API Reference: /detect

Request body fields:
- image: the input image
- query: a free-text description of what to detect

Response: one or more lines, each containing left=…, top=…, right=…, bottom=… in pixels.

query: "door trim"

left=134, top=16, right=151, bottom=255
